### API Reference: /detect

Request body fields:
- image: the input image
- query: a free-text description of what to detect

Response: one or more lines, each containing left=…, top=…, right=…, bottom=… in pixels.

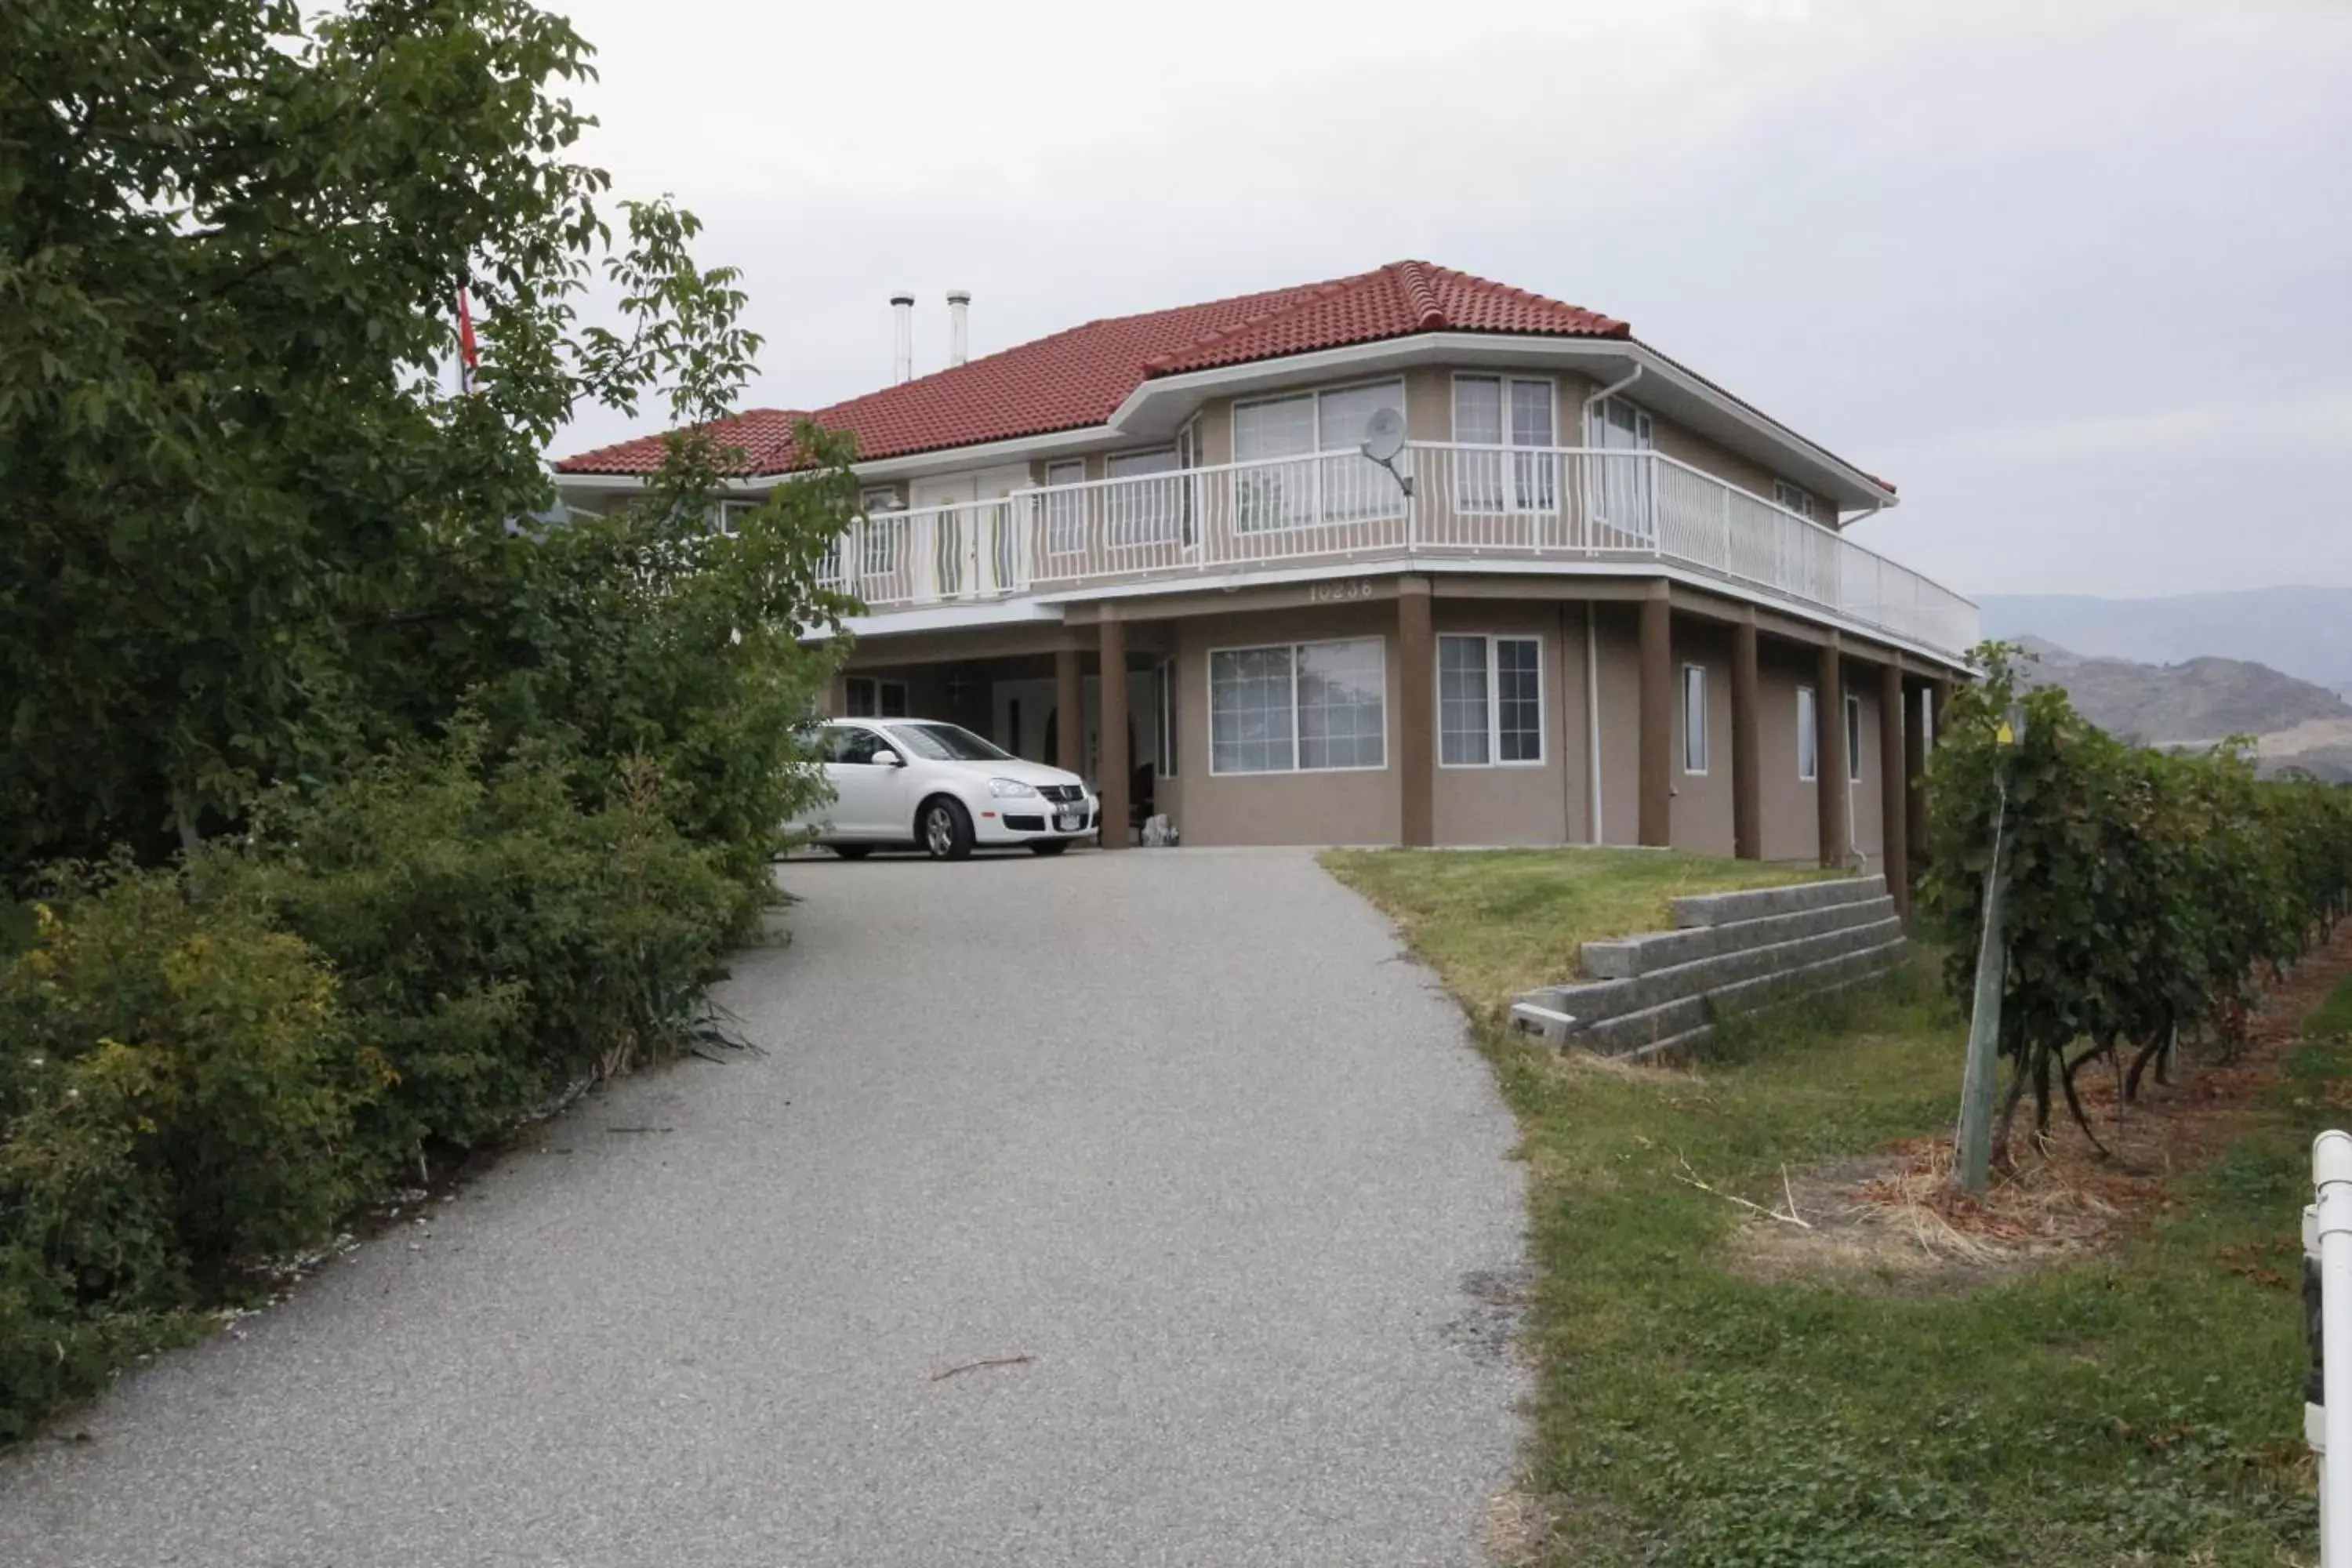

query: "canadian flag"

left=456, top=286, right=481, bottom=394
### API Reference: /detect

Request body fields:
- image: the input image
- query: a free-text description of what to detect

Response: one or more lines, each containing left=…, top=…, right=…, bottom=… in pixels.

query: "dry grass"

left=1724, top=924, right=2352, bottom=1296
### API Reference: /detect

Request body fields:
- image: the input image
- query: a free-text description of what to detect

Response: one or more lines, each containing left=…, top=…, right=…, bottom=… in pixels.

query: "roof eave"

left=1116, top=332, right=1899, bottom=513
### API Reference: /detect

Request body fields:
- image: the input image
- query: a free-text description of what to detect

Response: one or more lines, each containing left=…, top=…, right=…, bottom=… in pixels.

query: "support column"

left=1879, top=660, right=1909, bottom=913
left=1098, top=615, right=1128, bottom=848
left=1904, top=678, right=1931, bottom=892
left=1731, top=616, right=1762, bottom=861
left=1054, top=646, right=1083, bottom=777
left=1396, top=577, right=1435, bottom=848
left=1817, top=638, right=1849, bottom=869
left=1638, top=585, right=1674, bottom=848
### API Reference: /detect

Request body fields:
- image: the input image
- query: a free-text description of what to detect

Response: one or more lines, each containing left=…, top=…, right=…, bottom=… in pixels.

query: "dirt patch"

left=1482, top=1486, right=1555, bottom=1567
left=1725, top=924, right=2352, bottom=1291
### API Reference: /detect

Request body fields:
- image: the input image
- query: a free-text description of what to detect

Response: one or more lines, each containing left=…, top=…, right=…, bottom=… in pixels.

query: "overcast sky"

left=547, top=0, right=2352, bottom=601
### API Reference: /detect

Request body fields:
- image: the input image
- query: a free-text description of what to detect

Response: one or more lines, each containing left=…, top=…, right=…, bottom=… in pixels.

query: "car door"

left=822, top=724, right=898, bottom=837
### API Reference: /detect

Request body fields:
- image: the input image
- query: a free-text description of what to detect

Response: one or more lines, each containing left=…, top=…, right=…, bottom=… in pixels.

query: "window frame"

left=844, top=676, right=909, bottom=720
left=1682, top=662, right=1711, bottom=776
left=1436, top=633, right=1546, bottom=769
left=1229, top=378, right=1409, bottom=534
left=1773, top=479, right=1818, bottom=523
left=1846, top=693, right=1864, bottom=783
left=1205, top=635, right=1389, bottom=778
left=1103, top=446, right=1181, bottom=550
left=1451, top=374, right=1559, bottom=514
left=1040, top=459, right=1087, bottom=557
left=1796, top=684, right=1819, bottom=782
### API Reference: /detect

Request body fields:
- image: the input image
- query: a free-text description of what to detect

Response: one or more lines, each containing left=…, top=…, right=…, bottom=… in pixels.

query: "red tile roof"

left=553, top=261, right=1629, bottom=477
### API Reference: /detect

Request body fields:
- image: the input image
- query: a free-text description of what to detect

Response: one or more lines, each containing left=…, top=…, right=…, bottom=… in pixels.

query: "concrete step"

left=1578, top=935, right=1907, bottom=1056
left=1668, top=874, right=1886, bottom=930
left=1611, top=947, right=1912, bottom=1062
left=1522, top=907, right=1902, bottom=1027
left=1581, top=893, right=1898, bottom=980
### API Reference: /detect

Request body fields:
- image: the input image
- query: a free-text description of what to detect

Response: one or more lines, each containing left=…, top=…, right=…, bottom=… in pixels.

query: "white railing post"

left=2316, top=1131, right=2352, bottom=1568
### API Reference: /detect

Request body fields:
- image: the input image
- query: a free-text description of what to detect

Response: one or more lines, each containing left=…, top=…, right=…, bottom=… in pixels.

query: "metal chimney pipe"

left=890, top=292, right=914, bottom=383
left=946, top=290, right=971, bottom=368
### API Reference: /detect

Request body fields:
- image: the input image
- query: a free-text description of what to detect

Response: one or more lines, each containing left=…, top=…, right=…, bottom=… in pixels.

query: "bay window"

left=858, top=485, right=904, bottom=575
left=1209, top=637, right=1387, bottom=774
left=1231, top=380, right=1405, bottom=531
left=1105, top=447, right=1181, bottom=548
left=1438, top=635, right=1543, bottom=766
left=1042, top=459, right=1086, bottom=556
left=1452, top=376, right=1557, bottom=512
left=1584, top=394, right=1655, bottom=541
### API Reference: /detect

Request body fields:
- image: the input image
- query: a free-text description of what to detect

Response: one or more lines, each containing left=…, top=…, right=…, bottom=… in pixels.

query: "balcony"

left=818, top=444, right=1980, bottom=657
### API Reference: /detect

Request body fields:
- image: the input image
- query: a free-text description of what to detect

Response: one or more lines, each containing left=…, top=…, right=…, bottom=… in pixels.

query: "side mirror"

left=872, top=749, right=903, bottom=768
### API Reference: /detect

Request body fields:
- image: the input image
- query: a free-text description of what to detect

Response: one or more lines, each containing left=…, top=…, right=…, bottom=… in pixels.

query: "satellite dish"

left=1359, top=406, right=1407, bottom=465
left=1359, top=406, right=1414, bottom=498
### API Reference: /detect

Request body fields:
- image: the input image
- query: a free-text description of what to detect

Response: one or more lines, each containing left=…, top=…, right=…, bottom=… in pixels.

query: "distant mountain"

left=2016, top=637, right=2352, bottom=781
left=1979, top=587, right=2352, bottom=699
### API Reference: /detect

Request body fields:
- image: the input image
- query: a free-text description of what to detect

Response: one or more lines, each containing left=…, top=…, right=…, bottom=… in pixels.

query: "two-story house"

left=554, top=261, right=1975, bottom=909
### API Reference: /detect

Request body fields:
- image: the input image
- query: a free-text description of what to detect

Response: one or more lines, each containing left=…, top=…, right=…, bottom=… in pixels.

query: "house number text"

left=1307, top=579, right=1376, bottom=603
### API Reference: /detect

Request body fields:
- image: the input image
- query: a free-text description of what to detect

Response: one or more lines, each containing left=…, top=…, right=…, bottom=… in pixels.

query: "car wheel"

left=1029, top=840, right=1069, bottom=857
left=831, top=844, right=873, bottom=861
left=919, top=796, right=975, bottom=861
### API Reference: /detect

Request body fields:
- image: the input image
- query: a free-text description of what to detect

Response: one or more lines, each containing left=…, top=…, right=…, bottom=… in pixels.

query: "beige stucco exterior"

left=830, top=364, right=1838, bottom=530
left=832, top=575, right=1928, bottom=873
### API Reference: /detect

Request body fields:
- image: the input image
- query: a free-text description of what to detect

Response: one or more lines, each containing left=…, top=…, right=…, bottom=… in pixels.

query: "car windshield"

left=886, top=722, right=1014, bottom=763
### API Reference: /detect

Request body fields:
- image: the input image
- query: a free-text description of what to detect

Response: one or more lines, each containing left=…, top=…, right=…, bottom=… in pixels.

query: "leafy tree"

left=0, top=0, right=851, bottom=874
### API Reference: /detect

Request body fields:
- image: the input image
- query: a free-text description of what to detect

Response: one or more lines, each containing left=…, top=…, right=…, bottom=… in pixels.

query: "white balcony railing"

left=818, top=444, right=1980, bottom=655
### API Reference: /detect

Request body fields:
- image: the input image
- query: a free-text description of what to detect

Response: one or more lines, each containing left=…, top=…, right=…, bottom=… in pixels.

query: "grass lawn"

left=1320, top=847, right=1832, bottom=1025
left=1323, top=847, right=2334, bottom=1567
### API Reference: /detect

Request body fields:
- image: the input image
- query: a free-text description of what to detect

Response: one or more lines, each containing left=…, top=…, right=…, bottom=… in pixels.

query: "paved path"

left=1, top=848, right=1526, bottom=1567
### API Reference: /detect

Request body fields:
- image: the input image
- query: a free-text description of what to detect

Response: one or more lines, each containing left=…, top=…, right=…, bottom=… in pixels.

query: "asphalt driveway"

left=0, top=847, right=1526, bottom=1567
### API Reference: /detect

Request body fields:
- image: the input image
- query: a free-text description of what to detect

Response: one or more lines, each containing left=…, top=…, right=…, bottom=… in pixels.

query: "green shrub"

left=1920, top=645, right=2352, bottom=1145
left=0, top=869, right=375, bottom=1312
left=233, top=730, right=745, bottom=1164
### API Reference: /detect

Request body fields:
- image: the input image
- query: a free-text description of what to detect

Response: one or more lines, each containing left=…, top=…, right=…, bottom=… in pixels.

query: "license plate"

left=1054, top=809, right=1083, bottom=832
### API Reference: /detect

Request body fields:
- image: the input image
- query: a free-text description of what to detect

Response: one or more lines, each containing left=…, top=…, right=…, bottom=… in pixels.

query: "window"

left=857, top=486, right=904, bottom=575
left=1209, top=637, right=1386, bottom=775
left=1773, top=480, right=1817, bottom=522
left=887, top=722, right=1012, bottom=763
left=1231, top=379, right=1405, bottom=531
left=711, top=499, right=760, bottom=535
left=1453, top=376, right=1557, bottom=511
left=1438, top=635, right=1543, bottom=766
left=1042, top=459, right=1087, bottom=556
left=1105, top=447, right=1181, bottom=547
left=1797, top=685, right=1818, bottom=782
left=1156, top=659, right=1178, bottom=779
left=1846, top=694, right=1864, bottom=782
left=844, top=677, right=908, bottom=720
left=1585, top=395, right=1656, bottom=539
left=822, top=724, right=890, bottom=766
left=1682, top=664, right=1710, bottom=775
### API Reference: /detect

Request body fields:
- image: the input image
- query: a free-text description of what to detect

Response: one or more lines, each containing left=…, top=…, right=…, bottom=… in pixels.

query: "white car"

left=794, top=718, right=1099, bottom=860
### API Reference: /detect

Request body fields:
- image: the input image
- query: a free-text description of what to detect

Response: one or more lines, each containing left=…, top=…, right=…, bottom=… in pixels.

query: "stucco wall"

left=1171, top=601, right=1403, bottom=848
left=1757, top=643, right=1823, bottom=865
left=1429, top=600, right=1578, bottom=846
left=1669, top=619, right=1737, bottom=857
left=1592, top=602, right=1644, bottom=848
